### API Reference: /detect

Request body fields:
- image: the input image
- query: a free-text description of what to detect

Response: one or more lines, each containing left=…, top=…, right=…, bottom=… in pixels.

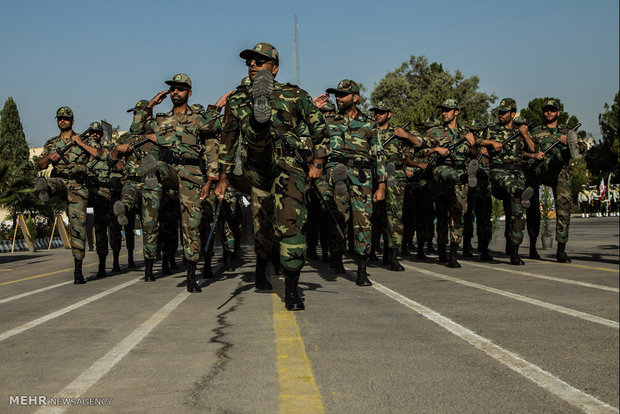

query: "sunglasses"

left=334, top=91, right=351, bottom=98
left=245, top=58, right=272, bottom=67
left=169, top=85, right=189, bottom=92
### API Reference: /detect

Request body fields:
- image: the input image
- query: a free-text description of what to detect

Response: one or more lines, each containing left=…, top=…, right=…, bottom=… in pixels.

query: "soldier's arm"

left=370, top=129, right=387, bottom=184
left=216, top=100, right=240, bottom=185
left=37, top=139, right=60, bottom=170
left=478, top=128, right=502, bottom=152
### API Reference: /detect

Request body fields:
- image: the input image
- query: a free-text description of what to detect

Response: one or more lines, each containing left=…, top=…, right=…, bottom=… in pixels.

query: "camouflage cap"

left=419, top=116, right=440, bottom=129
left=542, top=99, right=559, bottom=111
left=326, top=79, right=360, bottom=95
left=437, top=99, right=459, bottom=110
left=126, top=99, right=149, bottom=113
left=55, top=106, right=74, bottom=119
left=88, top=121, right=103, bottom=133
left=320, top=99, right=336, bottom=113
left=239, top=42, right=279, bottom=65
left=369, top=101, right=391, bottom=113
left=497, top=98, right=517, bottom=112
left=468, top=118, right=487, bottom=131
left=165, top=73, right=192, bottom=89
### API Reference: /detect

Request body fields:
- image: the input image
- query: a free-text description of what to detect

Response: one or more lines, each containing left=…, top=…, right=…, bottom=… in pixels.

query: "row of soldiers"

left=578, top=184, right=620, bottom=217
left=34, top=41, right=584, bottom=311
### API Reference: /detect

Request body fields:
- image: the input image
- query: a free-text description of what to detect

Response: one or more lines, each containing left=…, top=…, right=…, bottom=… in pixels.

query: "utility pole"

left=293, top=14, right=300, bottom=85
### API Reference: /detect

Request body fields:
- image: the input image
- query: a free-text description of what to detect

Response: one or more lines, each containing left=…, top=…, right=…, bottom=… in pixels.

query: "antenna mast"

left=293, top=14, right=300, bottom=85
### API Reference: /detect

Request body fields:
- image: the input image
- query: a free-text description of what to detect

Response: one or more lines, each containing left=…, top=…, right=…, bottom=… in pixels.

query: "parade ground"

left=0, top=217, right=618, bottom=414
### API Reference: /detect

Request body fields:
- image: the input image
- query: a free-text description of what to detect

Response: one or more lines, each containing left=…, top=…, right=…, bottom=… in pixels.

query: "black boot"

left=127, top=250, right=136, bottom=269
left=255, top=257, right=272, bottom=290
left=437, top=244, right=447, bottom=263
left=479, top=240, right=493, bottom=261
left=306, top=246, right=319, bottom=261
left=162, top=253, right=171, bottom=275
left=401, top=243, right=411, bottom=257
left=529, top=236, right=541, bottom=259
left=330, top=253, right=347, bottom=274
left=96, top=255, right=107, bottom=278
left=556, top=242, right=571, bottom=263
left=390, top=250, right=405, bottom=272
left=462, top=240, right=474, bottom=258
left=368, top=245, right=379, bottom=262
left=447, top=242, right=461, bottom=268
left=223, top=250, right=235, bottom=271
left=510, top=244, right=525, bottom=265
left=112, top=251, right=121, bottom=272
left=169, top=252, right=178, bottom=270
left=322, top=246, right=330, bottom=264
left=504, top=238, right=512, bottom=256
left=74, top=258, right=86, bottom=284
left=416, top=239, right=427, bottom=260
left=144, top=258, right=156, bottom=281
left=382, top=247, right=391, bottom=266
left=186, top=261, right=201, bottom=292
left=356, top=255, right=372, bottom=286
left=271, top=250, right=282, bottom=276
left=202, top=254, right=214, bottom=279
left=284, top=269, right=304, bottom=311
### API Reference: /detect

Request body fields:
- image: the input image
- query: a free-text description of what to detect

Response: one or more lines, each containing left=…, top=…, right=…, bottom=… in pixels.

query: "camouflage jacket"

left=481, top=123, right=527, bottom=167
left=423, top=123, right=473, bottom=167
left=131, top=106, right=219, bottom=180
left=39, top=132, right=104, bottom=175
left=85, top=137, right=111, bottom=181
left=326, top=113, right=387, bottom=186
left=218, top=80, right=329, bottom=174
left=529, top=124, right=571, bottom=172
left=110, top=132, right=161, bottom=178
left=379, top=125, right=423, bottom=181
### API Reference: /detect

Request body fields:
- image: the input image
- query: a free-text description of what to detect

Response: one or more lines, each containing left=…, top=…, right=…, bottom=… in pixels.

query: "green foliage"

left=519, top=97, right=580, bottom=129
left=540, top=186, right=553, bottom=238
left=570, top=157, right=590, bottom=199
left=585, top=91, right=619, bottom=181
left=370, top=55, right=497, bottom=130
left=491, top=196, right=504, bottom=238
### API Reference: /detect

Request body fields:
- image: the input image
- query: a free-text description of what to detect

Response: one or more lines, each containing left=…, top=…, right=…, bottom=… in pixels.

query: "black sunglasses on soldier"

left=245, top=58, right=272, bottom=67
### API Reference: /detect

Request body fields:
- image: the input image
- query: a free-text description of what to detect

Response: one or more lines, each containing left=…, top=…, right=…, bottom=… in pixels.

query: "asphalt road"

left=0, top=217, right=618, bottom=414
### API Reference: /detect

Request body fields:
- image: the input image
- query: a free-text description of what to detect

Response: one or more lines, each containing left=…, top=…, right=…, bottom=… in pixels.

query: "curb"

left=0, top=237, right=63, bottom=253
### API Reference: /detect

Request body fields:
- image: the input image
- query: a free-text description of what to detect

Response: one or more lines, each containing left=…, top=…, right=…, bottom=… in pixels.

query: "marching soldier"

left=35, top=107, right=107, bottom=283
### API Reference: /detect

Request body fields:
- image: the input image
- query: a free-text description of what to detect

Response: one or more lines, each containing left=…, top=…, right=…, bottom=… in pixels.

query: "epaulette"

left=155, top=112, right=169, bottom=118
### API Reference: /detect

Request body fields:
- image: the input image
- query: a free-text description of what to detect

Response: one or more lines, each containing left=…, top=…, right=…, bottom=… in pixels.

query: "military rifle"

left=381, top=122, right=411, bottom=148
left=407, top=135, right=469, bottom=181
left=541, top=123, right=581, bottom=156
left=488, top=123, right=532, bottom=156
left=56, top=129, right=91, bottom=165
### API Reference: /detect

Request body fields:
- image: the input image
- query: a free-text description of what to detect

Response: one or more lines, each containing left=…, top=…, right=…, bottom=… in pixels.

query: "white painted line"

left=402, top=263, right=619, bottom=329
left=0, top=281, right=72, bottom=305
left=35, top=290, right=190, bottom=414
left=371, top=280, right=619, bottom=414
left=464, top=261, right=619, bottom=293
left=0, top=279, right=140, bottom=342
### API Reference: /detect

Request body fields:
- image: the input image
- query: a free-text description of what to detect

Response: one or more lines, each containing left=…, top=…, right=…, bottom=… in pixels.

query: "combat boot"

left=368, top=250, right=380, bottom=262
left=35, top=176, right=50, bottom=203
left=144, top=258, right=156, bottom=282
left=504, top=238, right=512, bottom=256
left=252, top=69, right=274, bottom=124
left=142, top=154, right=159, bottom=189
left=321, top=246, right=330, bottom=264
left=389, top=250, right=405, bottom=272
left=330, top=253, right=347, bottom=275
left=113, top=200, right=128, bottom=226
left=479, top=240, right=493, bottom=261
left=255, top=256, right=272, bottom=290
left=74, top=258, right=86, bottom=284
left=382, top=247, right=391, bottom=266
left=186, top=261, right=201, bottom=292
left=112, top=251, right=121, bottom=272
left=356, top=255, right=372, bottom=286
left=510, top=245, right=525, bottom=265
left=271, top=249, right=282, bottom=275
left=96, top=255, right=107, bottom=278
left=127, top=250, right=136, bottom=269
left=169, top=252, right=178, bottom=270
left=426, top=240, right=436, bottom=254
left=306, top=246, right=319, bottom=261
left=223, top=250, right=235, bottom=271
left=202, top=254, right=214, bottom=279
left=437, top=244, right=448, bottom=263
left=447, top=242, right=461, bottom=268
left=416, top=239, right=427, bottom=260
left=284, top=269, right=304, bottom=311
left=556, top=242, right=571, bottom=263
left=520, top=187, right=534, bottom=209
left=462, top=240, right=474, bottom=258
left=529, top=236, right=541, bottom=259
left=401, top=243, right=412, bottom=257
left=161, top=253, right=171, bottom=275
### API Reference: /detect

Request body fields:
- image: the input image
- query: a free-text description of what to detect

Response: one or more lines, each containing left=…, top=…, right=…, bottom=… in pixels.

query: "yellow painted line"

left=272, top=277, right=324, bottom=414
left=530, top=260, right=618, bottom=273
left=0, top=251, right=142, bottom=287
left=0, top=269, right=13, bottom=272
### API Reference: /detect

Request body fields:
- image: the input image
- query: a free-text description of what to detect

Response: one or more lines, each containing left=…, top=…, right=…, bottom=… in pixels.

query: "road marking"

left=0, top=251, right=141, bottom=287
left=272, top=277, right=324, bottom=414
left=402, top=263, right=618, bottom=329
left=0, top=278, right=140, bottom=342
left=35, top=290, right=190, bottom=414
left=371, top=280, right=619, bottom=414
left=464, top=262, right=619, bottom=293
left=532, top=261, right=619, bottom=273
left=0, top=281, right=73, bottom=305
left=0, top=269, right=12, bottom=272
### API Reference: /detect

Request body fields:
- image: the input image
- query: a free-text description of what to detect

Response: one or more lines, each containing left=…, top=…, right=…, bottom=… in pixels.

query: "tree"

left=370, top=55, right=497, bottom=129
left=0, top=97, right=37, bottom=225
left=585, top=91, right=619, bottom=181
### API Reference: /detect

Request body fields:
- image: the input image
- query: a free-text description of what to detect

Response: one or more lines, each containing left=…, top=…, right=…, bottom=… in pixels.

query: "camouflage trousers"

left=406, top=180, right=436, bottom=243
left=221, top=189, right=241, bottom=253
left=89, top=187, right=122, bottom=258
left=121, top=180, right=162, bottom=260
left=435, top=183, right=468, bottom=246
left=158, top=189, right=180, bottom=257
left=48, top=178, right=88, bottom=260
left=168, top=166, right=204, bottom=262
left=489, top=168, right=526, bottom=246
left=540, top=166, right=572, bottom=243
left=385, top=179, right=407, bottom=250
left=250, top=167, right=309, bottom=271
left=464, top=172, right=492, bottom=245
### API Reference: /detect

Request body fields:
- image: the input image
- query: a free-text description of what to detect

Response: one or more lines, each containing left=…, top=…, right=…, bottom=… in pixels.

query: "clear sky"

left=0, top=0, right=618, bottom=147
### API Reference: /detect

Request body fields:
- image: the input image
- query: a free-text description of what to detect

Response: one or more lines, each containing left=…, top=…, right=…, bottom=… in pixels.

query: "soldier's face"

left=90, top=132, right=103, bottom=141
left=335, top=92, right=358, bottom=112
left=169, top=85, right=192, bottom=106
left=246, top=57, right=278, bottom=81
left=543, top=108, right=559, bottom=123
left=498, top=110, right=515, bottom=125
left=441, top=108, right=458, bottom=123
left=374, top=111, right=391, bottom=126
left=57, top=117, right=73, bottom=132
